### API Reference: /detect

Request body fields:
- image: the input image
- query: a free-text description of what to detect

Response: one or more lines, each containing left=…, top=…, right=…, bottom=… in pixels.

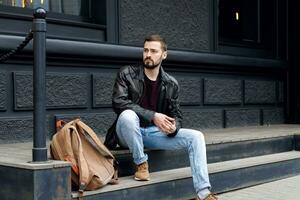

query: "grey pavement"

left=217, top=175, right=300, bottom=200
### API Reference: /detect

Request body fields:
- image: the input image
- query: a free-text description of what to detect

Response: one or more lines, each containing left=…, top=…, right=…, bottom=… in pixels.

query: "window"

left=219, top=0, right=260, bottom=45
left=0, top=0, right=90, bottom=17
left=218, top=0, right=277, bottom=57
left=0, top=0, right=110, bottom=42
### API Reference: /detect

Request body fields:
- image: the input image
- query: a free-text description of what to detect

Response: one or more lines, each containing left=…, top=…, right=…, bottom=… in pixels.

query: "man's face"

left=143, top=41, right=167, bottom=69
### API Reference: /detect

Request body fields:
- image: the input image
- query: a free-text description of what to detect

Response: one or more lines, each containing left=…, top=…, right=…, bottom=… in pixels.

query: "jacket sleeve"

left=112, top=68, right=155, bottom=122
left=167, top=82, right=183, bottom=137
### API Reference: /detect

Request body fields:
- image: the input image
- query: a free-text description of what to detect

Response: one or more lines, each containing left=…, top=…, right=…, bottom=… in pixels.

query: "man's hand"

left=153, top=113, right=176, bottom=134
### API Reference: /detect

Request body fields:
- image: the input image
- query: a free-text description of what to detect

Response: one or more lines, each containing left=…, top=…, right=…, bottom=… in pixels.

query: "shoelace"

left=205, top=193, right=218, bottom=200
left=138, top=163, right=148, bottom=170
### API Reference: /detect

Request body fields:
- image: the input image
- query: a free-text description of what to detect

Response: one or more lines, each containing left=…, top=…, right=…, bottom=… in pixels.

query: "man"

left=105, top=34, right=217, bottom=200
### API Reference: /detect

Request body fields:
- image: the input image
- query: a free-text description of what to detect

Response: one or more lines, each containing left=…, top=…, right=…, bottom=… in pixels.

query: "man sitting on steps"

left=105, top=34, right=218, bottom=200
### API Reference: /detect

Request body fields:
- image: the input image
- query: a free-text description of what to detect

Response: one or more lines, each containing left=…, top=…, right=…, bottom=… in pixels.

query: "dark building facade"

left=0, top=0, right=299, bottom=143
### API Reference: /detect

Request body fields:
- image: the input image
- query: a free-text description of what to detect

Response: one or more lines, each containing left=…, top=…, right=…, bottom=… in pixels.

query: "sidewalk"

left=217, top=175, right=300, bottom=200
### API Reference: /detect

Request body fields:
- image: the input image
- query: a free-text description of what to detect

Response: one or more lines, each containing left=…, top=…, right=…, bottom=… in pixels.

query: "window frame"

left=215, top=0, right=280, bottom=58
left=0, top=2, right=105, bottom=29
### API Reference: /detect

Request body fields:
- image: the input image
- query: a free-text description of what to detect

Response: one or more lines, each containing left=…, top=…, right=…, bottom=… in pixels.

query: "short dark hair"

left=144, top=34, right=167, bottom=51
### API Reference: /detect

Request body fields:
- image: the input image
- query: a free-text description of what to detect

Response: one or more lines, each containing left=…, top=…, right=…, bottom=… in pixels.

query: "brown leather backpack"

left=50, top=119, right=118, bottom=198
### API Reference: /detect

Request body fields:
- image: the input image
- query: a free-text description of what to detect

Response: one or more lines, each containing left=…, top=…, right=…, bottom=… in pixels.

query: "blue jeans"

left=116, top=110, right=211, bottom=196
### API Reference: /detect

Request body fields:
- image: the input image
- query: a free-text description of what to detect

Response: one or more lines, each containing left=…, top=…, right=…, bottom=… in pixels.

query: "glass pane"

left=0, top=0, right=90, bottom=17
left=219, top=0, right=259, bottom=44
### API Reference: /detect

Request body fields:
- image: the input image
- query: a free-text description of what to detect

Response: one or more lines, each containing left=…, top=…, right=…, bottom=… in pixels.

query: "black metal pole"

left=32, top=8, right=47, bottom=162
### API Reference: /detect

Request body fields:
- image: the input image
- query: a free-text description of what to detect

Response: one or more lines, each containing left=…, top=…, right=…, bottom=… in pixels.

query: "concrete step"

left=72, top=151, right=300, bottom=200
left=114, top=134, right=296, bottom=177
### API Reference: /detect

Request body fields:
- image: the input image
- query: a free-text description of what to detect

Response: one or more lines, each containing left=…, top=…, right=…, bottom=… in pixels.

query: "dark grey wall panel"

left=182, top=109, right=223, bottom=129
left=263, top=108, right=284, bottom=125
left=14, top=72, right=33, bottom=110
left=177, top=77, right=201, bottom=105
left=0, top=117, right=33, bottom=143
left=0, top=72, right=6, bottom=111
left=55, top=112, right=117, bottom=138
left=278, top=81, right=284, bottom=103
left=245, top=80, right=276, bottom=104
left=14, top=72, right=89, bottom=110
left=119, top=0, right=210, bottom=51
left=46, top=73, right=89, bottom=109
left=204, top=78, right=242, bottom=105
left=226, top=109, right=260, bottom=127
left=93, top=73, right=115, bottom=107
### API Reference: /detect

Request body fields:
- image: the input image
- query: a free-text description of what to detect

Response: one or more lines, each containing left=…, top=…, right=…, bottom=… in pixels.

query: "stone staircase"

left=71, top=125, right=300, bottom=200
left=1, top=125, right=300, bottom=200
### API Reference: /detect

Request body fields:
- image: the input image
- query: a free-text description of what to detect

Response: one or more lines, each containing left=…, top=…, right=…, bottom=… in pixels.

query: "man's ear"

left=162, top=51, right=167, bottom=60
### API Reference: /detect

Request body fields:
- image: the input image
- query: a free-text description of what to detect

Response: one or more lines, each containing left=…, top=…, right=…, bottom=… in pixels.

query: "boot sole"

left=134, top=176, right=150, bottom=181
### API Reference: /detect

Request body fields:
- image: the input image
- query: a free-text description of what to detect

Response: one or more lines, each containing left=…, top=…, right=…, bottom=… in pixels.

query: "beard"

left=143, top=58, right=161, bottom=69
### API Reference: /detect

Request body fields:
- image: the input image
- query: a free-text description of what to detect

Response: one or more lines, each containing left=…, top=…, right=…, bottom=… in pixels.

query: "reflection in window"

left=0, top=0, right=90, bottom=17
left=218, top=0, right=277, bottom=57
left=219, top=0, right=259, bottom=45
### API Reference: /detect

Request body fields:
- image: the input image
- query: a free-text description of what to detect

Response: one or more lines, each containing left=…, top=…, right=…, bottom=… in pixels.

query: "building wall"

left=0, top=44, right=285, bottom=143
left=119, top=0, right=210, bottom=51
left=0, top=0, right=286, bottom=143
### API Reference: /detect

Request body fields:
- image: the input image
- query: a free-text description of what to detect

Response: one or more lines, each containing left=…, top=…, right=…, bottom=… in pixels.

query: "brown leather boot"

left=196, top=193, right=218, bottom=200
left=134, top=161, right=150, bottom=181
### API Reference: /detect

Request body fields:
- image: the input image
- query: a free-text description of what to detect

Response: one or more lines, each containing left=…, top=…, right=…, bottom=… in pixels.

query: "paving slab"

left=218, top=175, right=300, bottom=200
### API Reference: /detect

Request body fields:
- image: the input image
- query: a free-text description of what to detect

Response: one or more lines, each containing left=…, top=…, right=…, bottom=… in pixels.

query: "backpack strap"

left=75, top=120, right=119, bottom=182
left=63, top=121, right=91, bottom=194
left=108, top=161, right=119, bottom=185
left=70, top=123, right=91, bottom=188
left=75, top=120, right=116, bottom=159
left=78, top=183, right=85, bottom=200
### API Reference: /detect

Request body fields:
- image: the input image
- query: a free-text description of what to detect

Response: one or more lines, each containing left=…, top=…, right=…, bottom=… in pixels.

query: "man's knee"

left=116, top=110, right=141, bottom=141
left=196, top=131, right=204, bottom=139
left=118, top=109, right=139, bottom=125
left=189, top=130, right=205, bottom=143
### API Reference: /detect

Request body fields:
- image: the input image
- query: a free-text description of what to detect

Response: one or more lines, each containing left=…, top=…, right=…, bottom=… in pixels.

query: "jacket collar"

left=138, top=64, right=168, bottom=83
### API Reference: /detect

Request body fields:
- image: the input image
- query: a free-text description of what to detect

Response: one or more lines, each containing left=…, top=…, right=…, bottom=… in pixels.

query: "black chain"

left=0, top=30, right=34, bottom=62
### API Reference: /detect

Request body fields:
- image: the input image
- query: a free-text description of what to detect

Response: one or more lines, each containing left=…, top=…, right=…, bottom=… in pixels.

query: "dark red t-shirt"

left=140, top=74, right=160, bottom=113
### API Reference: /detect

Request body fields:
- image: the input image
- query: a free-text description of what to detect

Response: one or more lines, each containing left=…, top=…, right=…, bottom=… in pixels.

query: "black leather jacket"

left=104, top=64, right=182, bottom=149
